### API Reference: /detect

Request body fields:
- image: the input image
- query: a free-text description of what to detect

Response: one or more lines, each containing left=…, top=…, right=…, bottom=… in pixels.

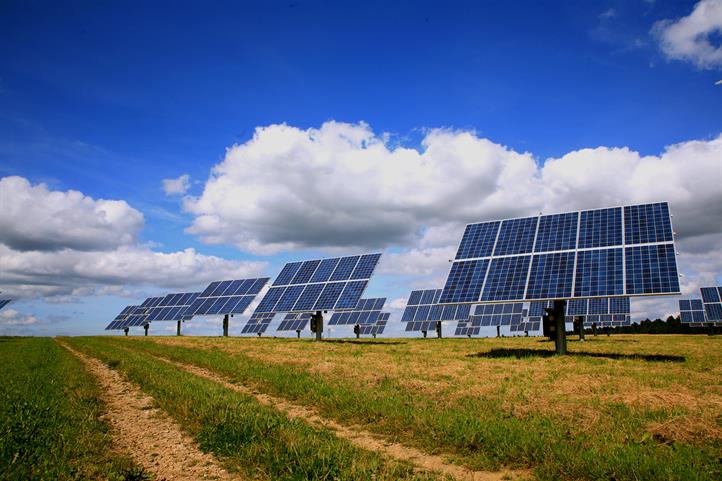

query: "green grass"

left=0, top=337, right=148, bottom=481
left=65, top=336, right=441, bottom=481
left=100, top=335, right=722, bottom=481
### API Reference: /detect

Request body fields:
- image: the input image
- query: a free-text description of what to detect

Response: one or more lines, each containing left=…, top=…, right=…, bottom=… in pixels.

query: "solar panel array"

left=700, top=286, right=722, bottom=321
left=105, top=305, right=137, bottom=330
left=0, top=299, right=11, bottom=311
left=526, top=297, right=631, bottom=328
left=187, top=278, right=269, bottom=317
left=358, top=312, right=389, bottom=336
left=328, top=298, right=386, bottom=325
left=679, top=299, right=706, bottom=324
left=468, top=302, right=524, bottom=327
left=441, top=202, right=680, bottom=304
left=277, top=312, right=312, bottom=331
left=241, top=312, right=276, bottom=334
left=145, top=293, right=199, bottom=322
left=402, top=289, right=472, bottom=332
left=254, top=254, right=381, bottom=314
left=455, top=320, right=480, bottom=336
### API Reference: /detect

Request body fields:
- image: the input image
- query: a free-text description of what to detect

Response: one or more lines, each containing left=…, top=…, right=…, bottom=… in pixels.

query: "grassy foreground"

left=65, top=336, right=441, bottom=481
left=100, top=334, right=722, bottom=481
left=0, top=337, right=145, bottom=481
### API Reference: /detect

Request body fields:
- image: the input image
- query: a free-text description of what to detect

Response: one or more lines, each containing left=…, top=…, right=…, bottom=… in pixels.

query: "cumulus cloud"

left=0, top=176, right=143, bottom=252
left=652, top=0, right=722, bottom=70
left=0, top=309, right=40, bottom=326
left=162, top=174, right=191, bottom=196
left=0, top=176, right=267, bottom=300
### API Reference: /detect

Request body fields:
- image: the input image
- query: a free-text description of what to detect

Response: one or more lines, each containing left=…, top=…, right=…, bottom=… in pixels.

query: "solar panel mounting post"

left=312, top=311, right=323, bottom=341
left=496, top=326, right=500, bottom=338
left=223, top=314, right=229, bottom=337
left=576, top=316, right=585, bottom=342
left=144, top=324, right=149, bottom=336
left=553, top=300, right=567, bottom=355
left=177, top=320, right=182, bottom=336
left=124, top=327, right=129, bottom=336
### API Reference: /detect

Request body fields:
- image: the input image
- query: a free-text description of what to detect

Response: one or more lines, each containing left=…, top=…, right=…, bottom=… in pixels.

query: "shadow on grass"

left=467, top=348, right=685, bottom=362
left=320, top=339, right=408, bottom=346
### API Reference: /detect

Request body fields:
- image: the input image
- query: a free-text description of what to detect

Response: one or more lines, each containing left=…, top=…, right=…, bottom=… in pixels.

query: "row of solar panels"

left=0, top=299, right=12, bottom=311
left=679, top=286, right=722, bottom=325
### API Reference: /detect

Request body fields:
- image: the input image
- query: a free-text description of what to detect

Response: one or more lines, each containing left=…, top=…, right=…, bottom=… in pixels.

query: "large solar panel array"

left=700, top=286, right=722, bottom=322
left=402, top=289, right=472, bottom=332
left=187, top=278, right=269, bottom=317
left=121, top=305, right=152, bottom=328
left=679, top=299, right=706, bottom=324
left=527, top=297, right=631, bottom=328
left=277, top=312, right=312, bottom=331
left=441, top=202, right=680, bottom=304
left=145, top=293, right=200, bottom=322
left=468, top=302, right=524, bottom=327
left=254, top=254, right=381, bottom=314
left=105, top=305, right=137, bottom=330
left=0, top=299, right=11, bottom=311
left=241, top=312, right=276, bottom=334
left=328, top=298, right=386, bottom=325
left=358, top=312, right=389, bottom=336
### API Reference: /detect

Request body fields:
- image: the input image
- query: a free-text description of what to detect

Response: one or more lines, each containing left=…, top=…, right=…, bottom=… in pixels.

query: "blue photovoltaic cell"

left=310, top=258, right=340, bottom=283
left=567, top=299, right=588, bottom=316
left=335, top=281, right=368, bottom=309
left=578, top=208, right=622, bottom=249
left=609, top=297, right=630, bottom=314
left=351, top=253, right=382, bottom=279
left=624, top=203, right=673, bottom=245
left=439, top=259, right=490, bottom=303
left=526, top=252, right=575, bottom=299
left=273, top=262, right=302, bottom=286
left=292, top=283, right=325, bottom=311
left=401, top=306, right=417, bottom=322
left=535, top=212, right=579, bottom=252
left=408, top=290, right=423, bottom=306
left=255, top=287, right=285, bottom=312
left=274, top=285, right=305, bottom=312
left=314, top=282, right=346, bottom=310
left=481, top=256, right=530, bottom=302
left=455, top=222, right=500, bottom=260
left=625, top=244, right=680, bottom=295
left=705, top=304, right=722, bottom=321
left=329, top=256, right=360, bottom=281
left=588, top=298, right=608, bottom=315
left=574, top=248, right=624, bottom=297
left=242, top=312, right=276, bottom=334
left=691, top=299, right=703, bottom=310
left=189, top=278, right=269, bottom=316
left=277, top=312, right=312, bottom=331
left=701, top=287, right=721, bottom=303
left=420, top=289, right=438, bottom=305
left=493, top=217, right=538, bottom=256
left=291, top=260, right=321, bottom=284
left=147, top=293, right=199, bottom=321
left=679, top=299, right=706, bottom=324
left=679, top=299, right=691, bottom=311
left=529, top=300, right=552, bottom=317
left=0, top=299, right=11, bottom=311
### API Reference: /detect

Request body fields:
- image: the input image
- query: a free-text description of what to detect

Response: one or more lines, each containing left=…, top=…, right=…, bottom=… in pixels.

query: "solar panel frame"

left=441, top=202, right=680, bottom=304
left=0, top=299, right=12, bottom=311
left=700, top=286, right=722, bottom=321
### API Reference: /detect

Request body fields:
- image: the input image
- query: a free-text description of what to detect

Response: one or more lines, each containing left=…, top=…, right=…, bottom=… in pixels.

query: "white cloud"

left=0, top=244, right=266, bottom=300
left=0, top=309, right=40, bottom=326
left=0, top=176, right=143, bottom=252
left=162, top=174, right=191, bottom=196
left=653, top=0, right=722, bottom=69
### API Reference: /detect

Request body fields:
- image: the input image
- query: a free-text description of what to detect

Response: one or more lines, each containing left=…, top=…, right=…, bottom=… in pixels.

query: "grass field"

left=2, top=334, right=720, bottom=480
left=0, top=337, right=146, bottom=481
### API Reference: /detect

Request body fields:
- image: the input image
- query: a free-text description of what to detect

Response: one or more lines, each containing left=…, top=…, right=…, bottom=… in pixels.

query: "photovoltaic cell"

left=481, top=256, right=530, bottom=302
left=534, top=212, right=578, bottom=252
left=679, top=299, right=706, bottom=324
left=574, top=249, right=624, bottom=297
left=242, top=312, right=276, bottom=334
left=328, top=298, right=386, bottom=325
left=493, top=217, right=538, bottom=256
left=578, top=208, right=622, bottom=249
left=526, top=252, right=575, bottom=299
left=145, top=293, right=199, bottom=322
left=187, top=278, right=269, bottom=317
left=439, top=260, right=489, bottom=303
left=624, top=203, right=673, bottom=245
left=700, top=286, right=722, bottom=321
left=625, top=244, right=680, bottom=295
left=455, top=221, right=500, bottom=260
left=277, top=312, right=312, bottom=331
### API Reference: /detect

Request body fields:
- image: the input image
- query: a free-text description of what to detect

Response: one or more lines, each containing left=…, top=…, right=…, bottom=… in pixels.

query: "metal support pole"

left=577, top=316, right=585, bottom=342
left=592, top=322, right=597, bottom=336
left=124, top=327, right=129, bottom=336
left=296, top=329, right=301, bottom=339
left=144, top=324, right=149, bottom=337
left=436, top=321, right=442, bottom=339
left=422, top=330, right=427, bottom=338
left=177, top=320, right=182, bottom=336
left=223, top=314, right=229, bottom=337
left=496, top=325, right=501, bottom=338
left=553, top=299, right=567, bottom=355
left=314, top=311, right=323, bottom=341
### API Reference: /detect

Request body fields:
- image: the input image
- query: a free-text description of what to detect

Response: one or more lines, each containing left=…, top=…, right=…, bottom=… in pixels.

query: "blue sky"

left=1, top=0, right=720, bottom=337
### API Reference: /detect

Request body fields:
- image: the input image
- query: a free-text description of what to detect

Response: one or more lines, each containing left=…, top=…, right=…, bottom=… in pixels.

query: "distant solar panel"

left=679, top=299, right=706, bottom=324
left=255, top=254, right=381, bottom=314
left=440, top=202, right=679, bottom=304
left=700, top=286, right=722, bottom=321
left=402, top=289, right=470, bottom=332
left=0, top=299, right=11, bottom=311
left=328, top=297, right=386, bottom=325
left=358, top=312, right=389, bottom=336
left=469, top=302, right=524, bottom=327
left=124, top=305, right=151, bottom=327
left=277, top=312, right=312, bottom=331
left=241, top=312, right=276, bottom=334
left=145, top=293, right=199, bottom=322
left=186, top=278, right=269, bottom=317
left=455, top=319, right=480, bottom=336
left=105, top=305, right=136, bottom=330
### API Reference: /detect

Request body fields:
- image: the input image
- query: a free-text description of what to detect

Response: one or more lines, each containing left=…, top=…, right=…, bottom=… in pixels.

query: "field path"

left=57, top=340, right=241, bottom=481
left=146, top=350, right=527, bottom=481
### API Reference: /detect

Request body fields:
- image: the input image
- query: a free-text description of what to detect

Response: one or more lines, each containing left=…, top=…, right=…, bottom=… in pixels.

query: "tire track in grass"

left=142, top=348, right=528, bottom=481
left=56, top=340, right=240, bottom=481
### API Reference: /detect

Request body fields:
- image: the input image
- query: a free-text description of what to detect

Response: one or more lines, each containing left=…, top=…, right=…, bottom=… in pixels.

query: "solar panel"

left=124, top=305, right=151, bottom=327
left=469, top=302, right=524, bottom=327
left=241, top=312, right=276, bottom=334
left=358, top=312, right=389, bottom=336
left=105, top=305, right=136, bottom=330
left=441, top=202, right=680, bottom=304
left=186, top=277, right=269, bottom=317
left=700, top=286, right=722, bottom=321
left=328, top=298, right=386, bottom=325
left=255, top=254, right=381, bottom=313
left=679, top=299, right=707, bottom=324
left=277, top=312, right=312, bottom=331
left=0, top=299, right=12, bottom=311
left=454, top=319, right=480, bottom=336
left=145, top=293, right=199, bottom=322
left=401, top=289, right=469, bottom=331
